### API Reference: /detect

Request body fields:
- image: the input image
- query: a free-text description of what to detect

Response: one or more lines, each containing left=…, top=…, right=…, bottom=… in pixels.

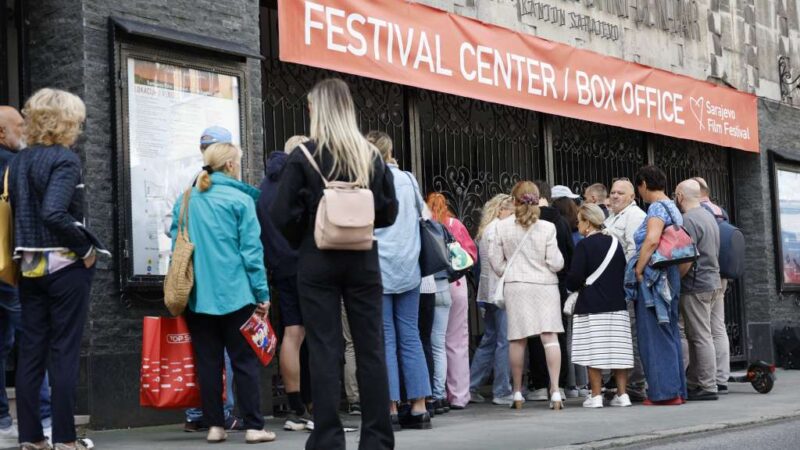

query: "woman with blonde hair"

left=566, top=204, right=632, bottom=408
left=270, top=78, right=397, bottom=450
left=9, top=89, right=103, bottom=450
left=489, top=181, right=565, bottom=410
left=468, top=194, right=515, bottom=406
left=426, top=192, right=476, bottom=410
left=171, top=143, right=275, bottom=444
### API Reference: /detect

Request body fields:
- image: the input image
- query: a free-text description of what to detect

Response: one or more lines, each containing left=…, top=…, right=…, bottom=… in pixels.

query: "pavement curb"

left=550, top=410, right=800, bottom=449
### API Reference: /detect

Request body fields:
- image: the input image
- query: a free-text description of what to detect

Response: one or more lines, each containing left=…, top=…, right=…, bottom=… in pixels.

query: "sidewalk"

left=3, top=369, right=798, bottom=449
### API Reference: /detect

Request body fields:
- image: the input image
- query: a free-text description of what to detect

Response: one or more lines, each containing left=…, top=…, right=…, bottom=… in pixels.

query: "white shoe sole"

left=283, top=421, right=307, bottom=431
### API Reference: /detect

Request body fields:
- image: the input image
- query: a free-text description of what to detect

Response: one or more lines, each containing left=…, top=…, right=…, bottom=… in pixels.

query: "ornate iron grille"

left=653, top=136, right=744, bottom=361
left=551, top=115, right=647, bottom=197
left=260, top=8, right=410, bottom=169
left=414, top=89, right=544, bottom=233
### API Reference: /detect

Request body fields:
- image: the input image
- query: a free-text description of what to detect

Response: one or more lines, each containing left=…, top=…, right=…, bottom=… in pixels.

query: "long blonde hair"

left=22, top=88, right=86, bottom=147
left=366, top=130, right=396, bottom=165
left=197, top=143, right=242, bottom=192
left=308, top=79, right=375, bottom=187
left=511, top=181, right=541, bottom=229
left=477, top=194, right=512, bottom=240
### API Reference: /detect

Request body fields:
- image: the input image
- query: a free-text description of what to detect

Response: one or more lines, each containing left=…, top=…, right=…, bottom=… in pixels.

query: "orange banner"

left=279, top=0, right=759, bottom=153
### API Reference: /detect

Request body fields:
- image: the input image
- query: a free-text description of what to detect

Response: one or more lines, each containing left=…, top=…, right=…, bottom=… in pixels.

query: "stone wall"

left=25, top=0, right=264, bottom=428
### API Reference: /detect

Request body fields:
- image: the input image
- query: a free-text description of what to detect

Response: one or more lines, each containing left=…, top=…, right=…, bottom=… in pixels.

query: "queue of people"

left=0, top=77, right=736, bottom=450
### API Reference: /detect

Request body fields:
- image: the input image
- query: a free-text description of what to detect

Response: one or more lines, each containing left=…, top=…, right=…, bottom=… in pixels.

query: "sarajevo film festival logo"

left=689, top=96, right=704, bottom=130
left=167, top=333, right=191, bottom=344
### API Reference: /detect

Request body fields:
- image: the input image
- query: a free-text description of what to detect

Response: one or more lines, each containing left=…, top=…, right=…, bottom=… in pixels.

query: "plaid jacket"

left=8, top=145, right=95, bottom=257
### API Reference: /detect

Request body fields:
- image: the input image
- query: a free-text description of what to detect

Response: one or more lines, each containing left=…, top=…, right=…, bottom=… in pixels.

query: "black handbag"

left=404, top=172, right=450, bottom=276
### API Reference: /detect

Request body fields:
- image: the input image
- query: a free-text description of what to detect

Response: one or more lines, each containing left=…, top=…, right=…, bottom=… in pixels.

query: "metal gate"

left=413, top=89, right=544, bottom=233
left=653, top=136, right=746, bottom=362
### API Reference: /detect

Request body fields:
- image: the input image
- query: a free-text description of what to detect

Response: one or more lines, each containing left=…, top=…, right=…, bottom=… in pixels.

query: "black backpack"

left=701, top=204, right=745, bottom=279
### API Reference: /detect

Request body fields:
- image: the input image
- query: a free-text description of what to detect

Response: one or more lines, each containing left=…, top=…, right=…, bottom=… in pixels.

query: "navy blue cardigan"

left=8, top=145, right=102, bottom=257
left=565, top=233, right=628, bottom=315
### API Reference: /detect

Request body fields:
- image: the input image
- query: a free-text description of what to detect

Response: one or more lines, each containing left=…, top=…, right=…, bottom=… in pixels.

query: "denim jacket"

left=624, top=256, right=675, bottom=324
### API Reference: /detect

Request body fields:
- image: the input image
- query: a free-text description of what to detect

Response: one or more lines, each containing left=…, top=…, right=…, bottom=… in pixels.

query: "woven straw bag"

left=0, top=169, right=18, bottom=286
left=164, top=188, right=194, bottom=316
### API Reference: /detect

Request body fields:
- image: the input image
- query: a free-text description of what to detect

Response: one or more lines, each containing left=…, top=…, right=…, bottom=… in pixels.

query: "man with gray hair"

left=604, top=178, right=647, bottom=401
left=675, top=179, right=721, bottom=401
left=692, top=176, right=732, bottom=394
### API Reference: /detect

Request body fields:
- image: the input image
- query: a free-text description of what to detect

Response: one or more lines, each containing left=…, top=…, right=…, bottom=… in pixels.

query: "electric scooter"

left=727, top=361, right=776, bottom=394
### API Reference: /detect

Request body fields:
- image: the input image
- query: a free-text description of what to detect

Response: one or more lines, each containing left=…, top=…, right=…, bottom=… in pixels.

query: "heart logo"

left=689, top=96, right=705, bottom=129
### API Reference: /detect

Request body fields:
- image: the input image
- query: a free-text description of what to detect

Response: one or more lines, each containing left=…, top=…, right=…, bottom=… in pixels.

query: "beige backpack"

left=298, top=143, right=375, bottom=251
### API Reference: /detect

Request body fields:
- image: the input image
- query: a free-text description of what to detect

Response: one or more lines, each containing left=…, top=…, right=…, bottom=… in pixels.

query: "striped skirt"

left=571, top=311, right=634, bottom=369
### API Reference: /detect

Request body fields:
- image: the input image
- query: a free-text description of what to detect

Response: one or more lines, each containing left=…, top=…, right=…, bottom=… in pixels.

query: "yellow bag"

left=0, top=169, right=18, bottom=287
left=164, top=188, right=194, bottom=316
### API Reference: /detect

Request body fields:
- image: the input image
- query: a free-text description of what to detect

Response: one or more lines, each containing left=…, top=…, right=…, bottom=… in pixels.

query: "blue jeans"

left=635, top=266, right=688, bottom=402
left=0, top=300, right=52, bottom=429
left=469, top=304, right=511, bottom=398
left=382, top=287, right=431, bottom=401
left=185, top=351, right=234, bottom=422
left=430, top=290, right=451, bottom=401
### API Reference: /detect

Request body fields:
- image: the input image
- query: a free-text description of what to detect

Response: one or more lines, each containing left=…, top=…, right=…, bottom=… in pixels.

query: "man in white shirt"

left=604, top=178, right=647, bottom=401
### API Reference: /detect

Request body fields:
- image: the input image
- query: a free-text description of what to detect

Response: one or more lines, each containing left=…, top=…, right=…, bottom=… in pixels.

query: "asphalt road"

left=621, top=418, right=800, bottom=450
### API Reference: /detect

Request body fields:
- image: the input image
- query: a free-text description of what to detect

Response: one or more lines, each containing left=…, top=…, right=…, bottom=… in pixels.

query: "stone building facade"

left=1, top=0, right=800, bottom=430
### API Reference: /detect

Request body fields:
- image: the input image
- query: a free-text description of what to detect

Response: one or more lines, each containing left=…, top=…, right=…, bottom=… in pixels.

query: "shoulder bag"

left=490, top=224, right=535, bottom=309
left=164, top=188, right=194, bottom=316
left=403, top=172, right=450, bottom=276
left=298, top=144, right=375, bottom=251
left=649, top=201, right=699, bottom=269
left=563, top=236, right=618, bottom=316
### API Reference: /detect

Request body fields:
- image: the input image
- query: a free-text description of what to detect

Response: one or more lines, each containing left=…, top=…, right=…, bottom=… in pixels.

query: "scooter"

left=727, top=361, right=776, bottom=394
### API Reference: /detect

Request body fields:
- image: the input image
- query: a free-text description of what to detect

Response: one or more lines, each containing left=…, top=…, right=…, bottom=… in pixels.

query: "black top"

left=257, top=151, right=298, bottom=280
left=269, top=141, right=398, bottom=249
left=539, top=205, right=574, bottom=300
left=565, top=233, right=627, bottom=315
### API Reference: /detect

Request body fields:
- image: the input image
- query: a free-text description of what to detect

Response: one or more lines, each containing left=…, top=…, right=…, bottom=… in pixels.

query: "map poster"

left=127, top=57, right=241, bottom=276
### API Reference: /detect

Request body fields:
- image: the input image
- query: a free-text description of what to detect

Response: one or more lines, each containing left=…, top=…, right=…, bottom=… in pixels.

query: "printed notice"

left=127, top=58, right=241, bottom=276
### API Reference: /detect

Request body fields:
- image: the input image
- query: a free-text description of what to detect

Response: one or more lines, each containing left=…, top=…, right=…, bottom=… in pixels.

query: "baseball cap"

left=551, top=185, right=580, bottom=199
left=200, top=126, right=232, bottom=146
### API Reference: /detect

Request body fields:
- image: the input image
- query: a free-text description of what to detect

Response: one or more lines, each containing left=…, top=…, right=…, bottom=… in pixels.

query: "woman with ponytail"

left=170, top=143, right=275, bottom=444
left=489, top=181, right=565, bottom=410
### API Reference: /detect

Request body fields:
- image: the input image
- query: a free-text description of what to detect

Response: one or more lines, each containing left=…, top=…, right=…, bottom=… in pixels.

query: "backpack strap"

left=2, top=168, right=9, bottom=201
left=298, top=143, right=329, bottom=188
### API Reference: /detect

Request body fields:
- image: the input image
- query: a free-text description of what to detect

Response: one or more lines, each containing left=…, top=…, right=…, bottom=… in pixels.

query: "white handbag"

left=563, top=236, right=618, bottom=316
left=490, top=225, right=535, bottom=309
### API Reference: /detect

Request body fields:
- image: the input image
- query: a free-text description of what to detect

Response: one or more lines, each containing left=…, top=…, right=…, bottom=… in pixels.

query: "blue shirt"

left=170, top=173, right=269, bottom=315
left=374, top=165, right=424, bottom=294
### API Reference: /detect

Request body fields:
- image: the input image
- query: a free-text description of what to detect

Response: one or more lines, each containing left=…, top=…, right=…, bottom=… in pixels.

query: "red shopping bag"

left=240, top=312, right=277, bottom=366
left=139, top=316, right=201, bottom=409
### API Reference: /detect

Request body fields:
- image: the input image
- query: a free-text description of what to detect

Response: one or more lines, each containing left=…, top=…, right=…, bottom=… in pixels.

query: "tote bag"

left=0, top=169, right=17, bottom=286
left=139, top=316, right=201, bottom=409
left=649, top=201, right=699, bottom=269
left=164, top=189, right=194, bottom=316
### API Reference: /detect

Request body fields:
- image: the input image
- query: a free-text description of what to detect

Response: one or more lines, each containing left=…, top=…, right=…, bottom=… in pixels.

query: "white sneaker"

left=245, top=429, right=277, bottom=443
left=469, top=391, right=486, bottom=403
left=0, top=424, right=18, bottom=438
left=578, top=387, right=591, bottom=397
left=492, top=394, right=514, bottom=406
left=610, top=393, right=632, bottom=407
left=206, top=426, right=227, bottom=443
left=582, top=395, right=604, bottom=408
left=525, top=388, right=548, bottom=401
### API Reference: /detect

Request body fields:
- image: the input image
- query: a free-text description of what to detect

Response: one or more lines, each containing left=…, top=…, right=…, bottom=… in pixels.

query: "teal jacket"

left=170, top=172, right=270, bottom=315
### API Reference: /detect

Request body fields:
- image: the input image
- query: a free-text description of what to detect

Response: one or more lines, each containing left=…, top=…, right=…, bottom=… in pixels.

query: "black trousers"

left=17, top=263, right=94, bottom=444
left=185, top=304, right=264, bottom=430
left=297, top=243, right=393, bottom=450
left=418, top=293, right=435, bottom=388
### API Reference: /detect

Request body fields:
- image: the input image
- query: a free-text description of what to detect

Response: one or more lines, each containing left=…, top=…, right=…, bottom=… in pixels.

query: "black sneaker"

left=225, top=416, right=246, bottom=432
left=390, top=414, right=402, bottom=432
left=184, top=419, right=209, bottom=432
left=348, top=402, right=362, bottom=415
left=284, top=411, right=314, bottom=431
left=433, top=399, right=445, bottom=415
left=425, top=400, right=436, bottom=418
left=441, top=399, right=451, bottom=413
left=687, top=388, right=719, bottom=401
left=399, top=412, right=432, bottom=430
left=717, top=384, right=729, bottom=395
